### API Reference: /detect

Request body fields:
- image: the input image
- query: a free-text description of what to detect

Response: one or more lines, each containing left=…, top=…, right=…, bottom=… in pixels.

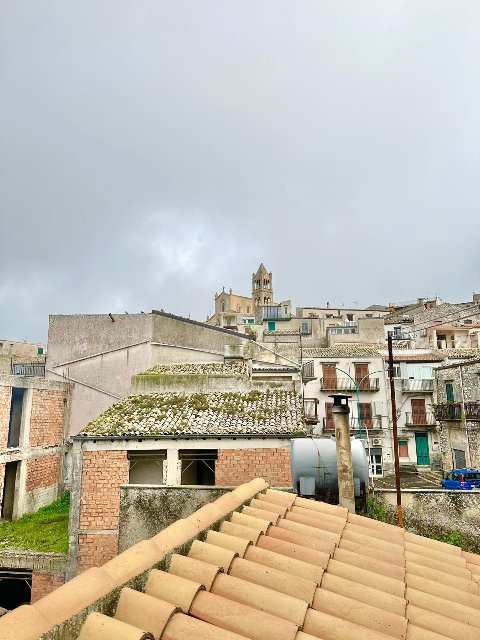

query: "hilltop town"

left=1, top=263, right=480, bottom=639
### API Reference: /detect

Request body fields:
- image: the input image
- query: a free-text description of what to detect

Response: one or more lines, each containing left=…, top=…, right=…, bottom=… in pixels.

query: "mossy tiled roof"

left=80, top=390, right=304, bottom=437
left=139, top=361, right=248, bottom=376
left=303, top=345, right=382, bottom=358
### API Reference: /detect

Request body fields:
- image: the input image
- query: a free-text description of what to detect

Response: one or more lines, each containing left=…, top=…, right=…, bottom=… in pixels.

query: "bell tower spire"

left=252, top=263, right=273, bottom=309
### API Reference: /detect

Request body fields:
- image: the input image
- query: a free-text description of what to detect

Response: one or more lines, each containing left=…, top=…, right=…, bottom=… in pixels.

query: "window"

left=369, top=449, right=383, bottom=477
left=407, top=365, right=433, bottom=380
left=354, top=363, right=370, bottom=390
left=37, top=347, right=44, bottom=355
left=247, top=306, right=250, bottom=313
left=346, top=313, right=354, bottom=321
left=284, top=306, right=288, bottom=315
left=398, top=440, right=409, bottom=458
left=248, top=318, right=254, bottom=324
left=180, top=450, right=217, bottom=485
left=221, top=302, right=225, bottom=312
left=366, top=314, right=373, bottom=318
left=359, top=403, right=373, bottom=428
left=392, top=364, right=401, bottom=378
left=267, top=321, right=276, bottom=331
left=128, top=451, right=167, bottom=484
left=300, top=321, right=310, bottom=335
left=324, top=402, right=334, bottom=429
left=445, top=382, right=454, bottom=402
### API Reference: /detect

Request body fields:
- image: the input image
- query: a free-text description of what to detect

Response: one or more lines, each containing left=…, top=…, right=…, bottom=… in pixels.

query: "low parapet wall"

left=374, top=488, right=480, bottom=552
left=119, top=485, right=231, bottom=551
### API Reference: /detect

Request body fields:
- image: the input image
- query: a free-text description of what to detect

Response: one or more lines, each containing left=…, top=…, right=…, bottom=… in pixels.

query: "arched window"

left=247, top=306, right=250, bottom=313
left=221, top=302, right=225, bottom=312
left=236, top=304, right=240, bottom=312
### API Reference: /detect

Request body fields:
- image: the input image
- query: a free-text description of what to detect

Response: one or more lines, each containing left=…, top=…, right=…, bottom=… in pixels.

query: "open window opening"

left=0, top=569, right=32, bottom=610
left=8, top=388, right=25, bottom=448
left=1, top=461, right=18, bottom=520
left=128, top=451, right=167, bottom=484
left=179, top=450, right=217, bottom=485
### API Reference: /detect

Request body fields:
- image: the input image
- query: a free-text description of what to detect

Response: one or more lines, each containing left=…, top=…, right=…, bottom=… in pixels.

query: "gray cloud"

left=1, top=1, right=479, bottom=341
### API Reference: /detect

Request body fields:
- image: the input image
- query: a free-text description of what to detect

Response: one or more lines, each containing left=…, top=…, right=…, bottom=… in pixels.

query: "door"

left=322, top=364, right=337, bottom=390
left=453, top=448, right=466, bottom=469
left=324, top=402, right=334, bottom=430
left=354, top=363, right=370, bottom=390
left=411, top=399, right=427, bottom=425
left=415, top=433, right=430, bottom=466
left=359, top=403, right=373, bottom=429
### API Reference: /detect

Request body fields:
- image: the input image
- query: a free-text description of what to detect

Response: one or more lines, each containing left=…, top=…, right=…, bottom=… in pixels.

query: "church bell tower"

left=252, top=263, right=273, bottom=309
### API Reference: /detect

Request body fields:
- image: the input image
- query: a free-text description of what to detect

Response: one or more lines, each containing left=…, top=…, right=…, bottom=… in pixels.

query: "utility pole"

left=387, top=332, right=403, bottom=527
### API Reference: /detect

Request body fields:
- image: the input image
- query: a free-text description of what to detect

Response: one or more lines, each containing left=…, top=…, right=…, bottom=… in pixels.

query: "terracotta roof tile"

left=5, top=478, right=480, bottom=640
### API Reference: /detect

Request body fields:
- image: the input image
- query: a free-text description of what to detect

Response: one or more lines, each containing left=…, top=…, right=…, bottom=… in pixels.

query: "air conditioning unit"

left=373, top=401, right=383, bottom=416
left=372, top=438, right=383, bottom=446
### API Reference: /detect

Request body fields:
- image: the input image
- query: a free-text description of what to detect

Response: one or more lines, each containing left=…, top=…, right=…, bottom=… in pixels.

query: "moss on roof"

left=80, top=390, right=304, bottom=437
left=138, top=361, right=248, bottom=376
left=303, top=345, right=382, bottom=358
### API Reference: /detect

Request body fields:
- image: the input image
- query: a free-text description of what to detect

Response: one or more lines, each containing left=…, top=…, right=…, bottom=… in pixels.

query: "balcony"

left=405, top=412, right=437, bottom=427
left=320, top=377, right=380, bottom=392
left=433, top=402, right=480, bottom=421
left=392, top=332, right=412, bottom=341
left=465, top=402, right=480, bottom=421
left=401, top=379, right=435, bottom=393
left=433, top=403, right=462, bottom=421
left=262, top=306, right=291, bottom=320
left=11, top=362, right=45, bottom=377
left=304, top=398, right=319, bottom=424
left=322, top=416, right=382, bottom=432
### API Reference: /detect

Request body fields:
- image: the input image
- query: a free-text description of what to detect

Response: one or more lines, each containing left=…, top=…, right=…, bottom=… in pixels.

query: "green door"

left=415, top=433, right=430, bottom=466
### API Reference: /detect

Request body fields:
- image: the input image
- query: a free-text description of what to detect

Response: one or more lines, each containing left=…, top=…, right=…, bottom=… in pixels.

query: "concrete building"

left=0, top=375, right=70, bottom=520
left=380, top=350, right=444, bottom=471
left=0, top=340, right=46, bottom=377
left=434, top=357, right=480, bottom=470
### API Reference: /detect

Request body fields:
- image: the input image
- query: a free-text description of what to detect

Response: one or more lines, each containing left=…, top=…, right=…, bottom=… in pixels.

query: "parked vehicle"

left=441, top=469, right=480, bottom=490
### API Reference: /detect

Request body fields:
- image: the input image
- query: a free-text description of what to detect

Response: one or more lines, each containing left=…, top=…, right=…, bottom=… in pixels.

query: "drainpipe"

left=331, top=394, right=355, bottom=513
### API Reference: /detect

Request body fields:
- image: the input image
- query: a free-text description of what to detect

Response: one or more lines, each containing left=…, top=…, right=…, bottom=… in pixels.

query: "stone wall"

left=215, top=448, right=292, bottom=487
left=118, top=486, right=230, bottom=551
left=374, top=488, right=480, bottom=552
left=77, top=450, right=129, bottom=572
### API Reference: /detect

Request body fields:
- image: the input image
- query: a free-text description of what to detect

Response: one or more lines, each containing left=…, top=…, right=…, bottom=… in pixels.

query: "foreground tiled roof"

left=5, top=479, right=480, bottom=640
left=303, top=345, right=382, bottom=358
left=382, top=353, right=444, bottom=363
left=139, top=362, right=249, bottom=376
left=79, top=391, right=304, bottom=437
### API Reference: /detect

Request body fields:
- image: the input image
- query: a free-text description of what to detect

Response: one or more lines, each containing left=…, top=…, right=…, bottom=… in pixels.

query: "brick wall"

left=26, top=454, right=61, bottom=492
left=0, top=386, right=12, bottom=450
left=29, top=389, right=67, bottom=448
left=77, top=533, right=119, bottom=574
left=30, top=571, right=65, bottom=603
left=77, top=450, right=129, bottom=572
left=215, top=448, right=291, bottom=487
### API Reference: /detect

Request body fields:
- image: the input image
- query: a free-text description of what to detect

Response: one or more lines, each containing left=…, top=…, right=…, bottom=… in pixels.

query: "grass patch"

left=0, top=493, right=69, bottom=554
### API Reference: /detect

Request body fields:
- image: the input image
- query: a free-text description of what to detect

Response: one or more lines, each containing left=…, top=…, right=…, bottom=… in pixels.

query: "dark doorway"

left=180, top=450, right=217, bottom=485
left=1, top=462, right=18, bottom=520
left=0, top=569, right=32, bottom=610
left=8, top=388, right=25, bottom=448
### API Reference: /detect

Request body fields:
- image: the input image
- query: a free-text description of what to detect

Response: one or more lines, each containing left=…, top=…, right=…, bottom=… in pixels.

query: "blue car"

left=441, top=469, right=480, bottom=490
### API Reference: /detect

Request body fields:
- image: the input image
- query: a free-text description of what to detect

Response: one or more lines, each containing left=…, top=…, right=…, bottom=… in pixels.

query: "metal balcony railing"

left=433, top=403, right=462, bottom=421
left=405, top=412, right=437, bottom=426
left=465, top=402, right=480, bottom=421
left=401, top=379, right=435, bottom=392
left=322, top=416, right=382, bottom=431
left=434, top=402, right=480, bottom=421
left=11, top=363, right=45, bottom=377
left=320, top=377, right=380, bottom=392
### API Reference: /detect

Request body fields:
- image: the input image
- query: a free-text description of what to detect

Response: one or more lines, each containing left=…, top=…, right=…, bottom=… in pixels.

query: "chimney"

left=330, top=394, right=355, bottom=513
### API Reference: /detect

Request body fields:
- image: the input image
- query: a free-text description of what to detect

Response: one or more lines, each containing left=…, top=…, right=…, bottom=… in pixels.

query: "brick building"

left=0, top=373, right=70, bottom=609
left=67, top=362, right=303, bottom=575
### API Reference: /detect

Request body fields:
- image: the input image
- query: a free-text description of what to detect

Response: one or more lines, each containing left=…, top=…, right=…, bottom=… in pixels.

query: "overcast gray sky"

left=1, top=1, right=479, bottom=342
